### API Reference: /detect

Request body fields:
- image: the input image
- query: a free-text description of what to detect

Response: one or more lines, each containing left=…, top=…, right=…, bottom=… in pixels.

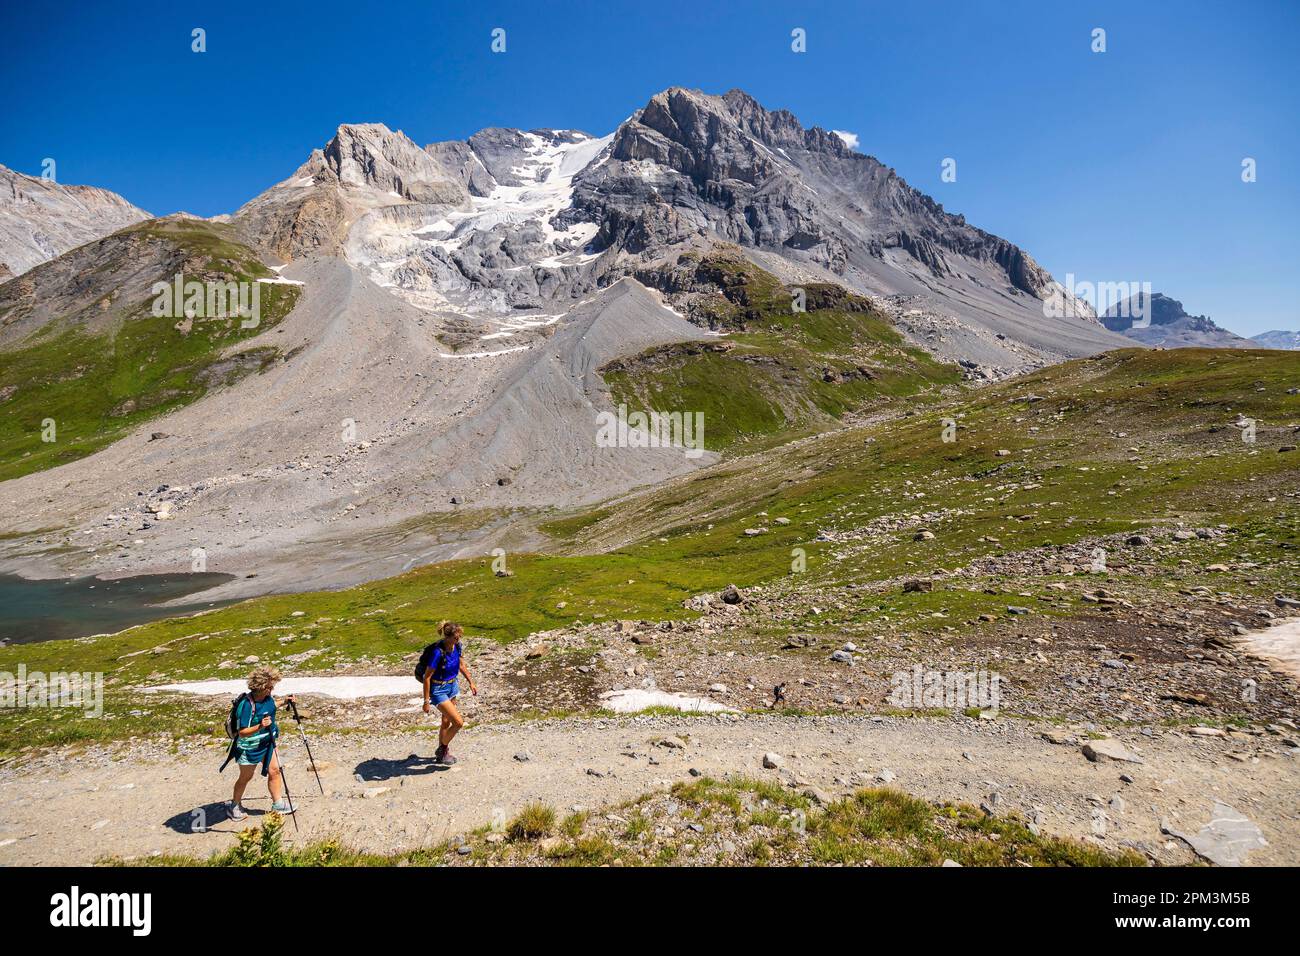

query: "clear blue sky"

left=2, top=0, right=1297, bottom=335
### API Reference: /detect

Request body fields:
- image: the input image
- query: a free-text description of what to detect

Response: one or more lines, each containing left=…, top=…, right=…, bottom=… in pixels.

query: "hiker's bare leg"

left=437, top=699, right=464, bottom=746
left=267, top=751, right=284, bottom=802
left=233, top=763, right=256, bottom=804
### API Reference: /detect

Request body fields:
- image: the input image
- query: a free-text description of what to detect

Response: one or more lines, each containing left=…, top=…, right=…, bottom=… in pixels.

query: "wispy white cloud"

left=832, top=130, right=859, bottom=150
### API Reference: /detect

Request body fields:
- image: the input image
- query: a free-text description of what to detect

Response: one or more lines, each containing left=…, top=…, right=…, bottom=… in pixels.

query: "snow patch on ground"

left=599, top=688, right=736, bottom=714
left=1244, top=618, right=1300, bottom=680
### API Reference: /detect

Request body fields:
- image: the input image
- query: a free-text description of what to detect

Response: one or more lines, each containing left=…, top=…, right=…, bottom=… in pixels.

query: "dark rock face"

left=567, top=87, right=1059, bottom=299
left=423, top=141, right=495, bottom=198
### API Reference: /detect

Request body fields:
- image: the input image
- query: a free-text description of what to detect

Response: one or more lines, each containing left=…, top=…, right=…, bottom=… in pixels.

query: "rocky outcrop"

left=54, top=87, right=1128, bottom=368
left=321, top=124, right=465, bottom=204
left=423, top=140, right=495, bottom=197
left=1102, top=293, right=1253, bottom=349
left=568, top=88, right=1067, bottom=302
left=0, top=164, right=149, bottom=278
left=0, top=218, right=273, bottom=347
left=231, top=124, right=468, bottom=261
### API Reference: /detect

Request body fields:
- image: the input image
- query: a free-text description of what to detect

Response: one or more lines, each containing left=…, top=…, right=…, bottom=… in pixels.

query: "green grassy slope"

left=606, top=253, right=961, bottom=450
left=3, top=346, right=1295, bottom=753
left=0, top=219, right=300, bottom=481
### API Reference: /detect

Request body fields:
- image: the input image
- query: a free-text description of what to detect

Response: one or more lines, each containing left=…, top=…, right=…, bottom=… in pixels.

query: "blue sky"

left=2, top=0, right=1297, bottom=335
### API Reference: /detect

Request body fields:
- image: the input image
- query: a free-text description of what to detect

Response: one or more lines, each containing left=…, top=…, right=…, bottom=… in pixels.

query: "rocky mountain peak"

left=0, top=163, right=150, bottom=278
left=319, top=123, right=464, bottom=204
left=628, top=87, right=850, bottom=160
left=1103, top=292, right=1252, bottom=349
left=1103, top=292, right=1190, bottom=330
left=220, top=86, right=1127, bottom=367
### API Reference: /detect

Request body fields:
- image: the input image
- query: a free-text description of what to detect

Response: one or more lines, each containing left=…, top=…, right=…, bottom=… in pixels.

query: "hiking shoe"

left=434, top=744, right=447, bottom=764
left=440, top=750, right=458, bottom=766
left=270, top=799, right=296, bottom=814
left=227, top=801, right=246, bottom=821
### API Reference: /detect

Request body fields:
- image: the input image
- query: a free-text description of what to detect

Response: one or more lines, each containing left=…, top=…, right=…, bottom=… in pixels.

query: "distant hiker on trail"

left=416, top=620, right=478, bottom=766
left=222, top=665, right=295, bottom=820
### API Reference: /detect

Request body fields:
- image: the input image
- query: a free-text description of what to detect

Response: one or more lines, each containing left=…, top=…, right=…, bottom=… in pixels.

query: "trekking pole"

left=272, top=739, right=300, bottom=833
left=285, top=697, right=325, bottom=795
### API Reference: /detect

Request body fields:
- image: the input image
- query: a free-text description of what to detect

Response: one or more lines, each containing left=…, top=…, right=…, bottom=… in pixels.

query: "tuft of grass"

left=673, top=778, right=1144, bottom=867
left=559, top=810, right=589, bottom=838
left=127, top=778, right=1145, bottom=868
left=507, top=802, right=556, bottom=841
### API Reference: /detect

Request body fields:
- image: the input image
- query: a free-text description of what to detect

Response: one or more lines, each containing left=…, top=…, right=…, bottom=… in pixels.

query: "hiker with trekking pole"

left=220, top=665, right=297, bottom=821
left=284, top=696, right=325, bottom=796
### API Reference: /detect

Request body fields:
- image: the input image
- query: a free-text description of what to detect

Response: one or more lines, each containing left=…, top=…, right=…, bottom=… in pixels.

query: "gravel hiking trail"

left=1, top=713, right=1294, bottom=866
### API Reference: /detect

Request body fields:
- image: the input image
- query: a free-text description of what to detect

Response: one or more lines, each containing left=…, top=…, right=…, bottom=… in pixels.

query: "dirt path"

left=1, top=713, right=1295, bottom=866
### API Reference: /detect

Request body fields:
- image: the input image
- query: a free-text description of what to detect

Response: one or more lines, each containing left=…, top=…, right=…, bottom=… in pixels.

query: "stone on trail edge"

left=1081, top=738, right=1144, bottom=764
left=1162, top=802, right=1269, bottom=867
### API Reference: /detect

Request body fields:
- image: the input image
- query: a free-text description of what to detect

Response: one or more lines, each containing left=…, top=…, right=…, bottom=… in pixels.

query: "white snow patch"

left=412, top=219, right=453, bottom=235
left=1243, top=618, right=1300, bottom=681
left=599, top=688, right=736, bottom=714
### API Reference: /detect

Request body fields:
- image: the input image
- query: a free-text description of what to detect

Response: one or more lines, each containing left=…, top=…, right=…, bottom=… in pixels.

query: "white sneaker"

left=227, top=801, right=246, bottom=821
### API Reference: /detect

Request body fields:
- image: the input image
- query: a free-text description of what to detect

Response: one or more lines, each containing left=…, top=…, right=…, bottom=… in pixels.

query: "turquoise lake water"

left=0, top=572, right=235, bottom=644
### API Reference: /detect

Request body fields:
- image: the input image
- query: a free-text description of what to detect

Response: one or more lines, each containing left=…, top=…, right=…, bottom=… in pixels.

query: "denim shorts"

left=428, top=679, right=458, bottom=705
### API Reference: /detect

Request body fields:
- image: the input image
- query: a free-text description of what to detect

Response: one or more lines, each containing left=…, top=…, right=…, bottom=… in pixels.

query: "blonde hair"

left=247, top=665, right=282, bottom=695
left=438, top=620, right=463, bottom=643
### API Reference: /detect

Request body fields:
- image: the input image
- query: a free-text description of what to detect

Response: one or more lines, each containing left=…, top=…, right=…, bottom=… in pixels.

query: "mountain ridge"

left=0, top=163, right=150, bottom=279
left=1251, top=329, right=1300, bottom=350
left=1102, top=292, right=1254, bottom=349
left=234, top=86, right=1127, bottom=371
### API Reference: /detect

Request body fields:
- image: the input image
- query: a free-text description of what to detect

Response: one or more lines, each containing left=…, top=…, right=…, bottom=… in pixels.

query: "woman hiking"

left=418, top=620, right=478, bottom=765
left=226, top=665, right=295, bottom=820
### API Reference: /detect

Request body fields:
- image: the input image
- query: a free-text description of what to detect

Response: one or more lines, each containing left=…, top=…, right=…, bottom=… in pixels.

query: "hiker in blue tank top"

left=417, top=620, right=478, bottom=765
left=226, top=665, right=295, bottom=821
